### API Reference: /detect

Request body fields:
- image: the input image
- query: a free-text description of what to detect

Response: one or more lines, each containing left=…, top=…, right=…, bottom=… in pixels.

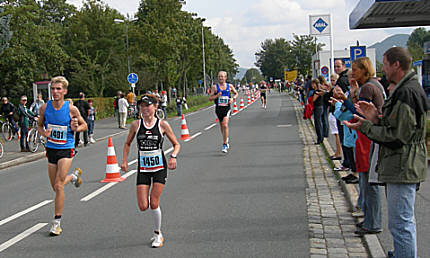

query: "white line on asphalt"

left=184, top=132, right=202, bottom=142
left=204, top=124, right=216, bottom=130
left=0, top=200, right=53, bottom=227
left=81, top=147, right=173, bottom=202
left=277, top=124, right=292, bottom=128
left=80, top=170, right=137, bottom=202
left=0, top=223, right=48, bottom=253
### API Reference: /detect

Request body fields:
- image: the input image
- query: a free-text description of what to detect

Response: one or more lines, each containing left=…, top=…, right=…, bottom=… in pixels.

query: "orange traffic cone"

left=232, top=99, right=238, bottom=114
left=101, top=137, right=125, bottom=183
left=247, top=94, right=251, bottom=105
left=251, top=92, right=255, bottom=103
left=239, top=97, right=244, bottom=110
left=180, top=114, right=191, bottom=140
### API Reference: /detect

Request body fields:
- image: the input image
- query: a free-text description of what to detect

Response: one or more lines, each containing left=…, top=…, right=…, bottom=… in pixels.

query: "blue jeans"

left=176, top=105, right=182, bottom=116
left=359, top=172, right=382, bottom=231
left=88, top=120, right=94, bottom=135
left=387, top=183, right=417, bottom=258
left=313, top=105, right=324, bottom=143
left=20, top=125, right=29, bottom=150
left=322, top=106, right=329, bottom=138
left=161, top=106, right=166, bottom=118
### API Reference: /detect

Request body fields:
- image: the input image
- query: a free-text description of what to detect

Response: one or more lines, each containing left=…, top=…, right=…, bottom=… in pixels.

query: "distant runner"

left=209, top=71, right=239, bottom=153
left=121, top=94, right=180, bottom=248
left=37, top=76, right=87, bottom=236
left=259, top=81, right=268, bottom=108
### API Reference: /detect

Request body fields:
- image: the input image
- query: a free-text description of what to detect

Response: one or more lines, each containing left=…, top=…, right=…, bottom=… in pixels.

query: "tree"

left=0, top=7, right=12, bottom=55
left=63, top=0, right=125, bottom=97
left=0, top=0, right=68, bottom=98
left=407, top=27, right=430, bottom=61
left=255, top=38, right=292, bottom=80
left=242, top=68, right=264, bottom=84
left=255, top=35, right=323, bottom=81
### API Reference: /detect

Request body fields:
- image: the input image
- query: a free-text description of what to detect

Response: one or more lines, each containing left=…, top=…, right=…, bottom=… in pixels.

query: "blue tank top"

left=215, top=83, right=230, bottom=107
left=44, top=100, right=75, bottom=149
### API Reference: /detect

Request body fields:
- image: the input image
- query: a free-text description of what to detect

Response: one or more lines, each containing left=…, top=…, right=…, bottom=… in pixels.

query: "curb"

left=290, top=94, right=386, bottom=258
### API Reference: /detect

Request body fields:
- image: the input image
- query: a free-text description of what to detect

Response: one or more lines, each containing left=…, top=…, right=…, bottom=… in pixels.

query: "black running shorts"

left=46, top=147, right=75, bottom=164
left=136, top=169, right=167, bottom=185
left=215, top=106, right=231, bottom=122
left=261, top=92, right=266, bottom=99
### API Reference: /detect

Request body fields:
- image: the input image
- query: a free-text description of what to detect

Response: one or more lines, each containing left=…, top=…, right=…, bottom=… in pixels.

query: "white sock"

left=152, top=207, right=162, bottom=232
left=71, top=174, right=77, bottom=183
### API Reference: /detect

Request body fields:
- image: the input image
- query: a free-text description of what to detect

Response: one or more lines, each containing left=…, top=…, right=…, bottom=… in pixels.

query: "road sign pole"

left=329, top=14, right=334, bottom=77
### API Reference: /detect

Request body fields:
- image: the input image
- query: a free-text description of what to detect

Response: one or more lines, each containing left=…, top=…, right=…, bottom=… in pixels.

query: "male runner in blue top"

left=209, top=71, right=238, bottom=153
left=37, top=76, right=87, bottom=236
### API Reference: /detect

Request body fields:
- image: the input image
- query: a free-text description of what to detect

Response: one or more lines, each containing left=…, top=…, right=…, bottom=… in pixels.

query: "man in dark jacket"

left=345, top=47, right=428, bottom=258
left=73, top=92, right=90, bottom=147
left=1, top=97, right=19, bottom=137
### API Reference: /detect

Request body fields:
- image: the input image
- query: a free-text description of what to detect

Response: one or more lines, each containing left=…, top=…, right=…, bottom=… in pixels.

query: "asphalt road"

left=0, top=92, right=310, bottom=257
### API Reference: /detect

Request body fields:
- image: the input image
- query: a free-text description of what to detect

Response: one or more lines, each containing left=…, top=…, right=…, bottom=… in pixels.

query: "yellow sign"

left=284, top=70, right=297, bottom=82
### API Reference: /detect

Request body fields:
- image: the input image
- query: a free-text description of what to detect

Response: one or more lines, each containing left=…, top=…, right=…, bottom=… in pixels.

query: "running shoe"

left=222, top=144, right=228, bottom=153
left=334, top=166, right=350, bottom=172
left=151, top=231, right=164, bottom=248
left=72, top=168, right=82, bottom=187
left=341, top=174, right=357, bottom=181
left=49, top=220, right=62, bottom=236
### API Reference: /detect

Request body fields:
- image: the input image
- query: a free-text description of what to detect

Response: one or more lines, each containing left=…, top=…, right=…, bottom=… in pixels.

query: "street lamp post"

left=114, top=18, right=137, bottom=75
left=201, top=20, right=207, bottom=94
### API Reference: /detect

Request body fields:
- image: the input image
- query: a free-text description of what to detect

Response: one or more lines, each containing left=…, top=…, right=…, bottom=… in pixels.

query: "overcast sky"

left=66, top=0, right=429, bottom=68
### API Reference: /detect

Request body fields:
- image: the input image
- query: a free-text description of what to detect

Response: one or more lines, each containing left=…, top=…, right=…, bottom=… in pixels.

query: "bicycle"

left=0, top=138, right=4, bottom=158
left=27, top=118, right=45, bottom=153
left=0, top=115, right=15, bottom=142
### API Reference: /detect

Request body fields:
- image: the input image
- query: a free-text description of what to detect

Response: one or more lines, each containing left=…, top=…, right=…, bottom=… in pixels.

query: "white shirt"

left=118, top=98, right=129, bottom=113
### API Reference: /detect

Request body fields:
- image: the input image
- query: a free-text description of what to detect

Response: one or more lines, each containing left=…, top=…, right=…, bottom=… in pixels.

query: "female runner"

left=121, top=94, right=180, bottom=248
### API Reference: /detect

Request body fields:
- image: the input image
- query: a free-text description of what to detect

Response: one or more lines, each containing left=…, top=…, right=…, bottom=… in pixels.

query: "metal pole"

left=126, top=23, right=130, bottom=74
left=329, top=14, right=334, bottom=77
left=202, top=24, right=207, bottom=93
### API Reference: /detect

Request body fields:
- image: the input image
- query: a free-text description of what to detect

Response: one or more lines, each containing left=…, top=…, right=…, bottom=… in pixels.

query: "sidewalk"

left=292, top=95, right=385, bottom=258
left=0, top=116, right=127, bottom=170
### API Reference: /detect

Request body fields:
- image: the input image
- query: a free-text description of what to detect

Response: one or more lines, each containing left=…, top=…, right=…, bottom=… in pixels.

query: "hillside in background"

left=369, top=34, right=409, bottom=63
left=234, top=67, right=247, bottom=80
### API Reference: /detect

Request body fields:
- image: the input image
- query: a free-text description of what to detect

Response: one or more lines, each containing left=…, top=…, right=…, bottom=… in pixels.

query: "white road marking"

left=81, top=169, right=137, bottom=202
left=0, top=223, right=48, bottom=253
left=184, top=132, right=202, bottom=142
left=0, top=200, right=53, bottom=227
left=277, top=124, right=292, bottom=128
left=81, top=147, right=173, bottom=202
left=204, top=124, right=216, bottom=130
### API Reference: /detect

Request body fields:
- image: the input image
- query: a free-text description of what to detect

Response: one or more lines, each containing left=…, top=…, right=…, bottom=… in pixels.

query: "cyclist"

left=1, top=97, right=20, bottom=138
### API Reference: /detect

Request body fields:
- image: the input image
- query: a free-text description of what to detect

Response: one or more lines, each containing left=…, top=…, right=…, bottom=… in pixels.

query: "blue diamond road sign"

left=313, top=18, right=328, bottom=33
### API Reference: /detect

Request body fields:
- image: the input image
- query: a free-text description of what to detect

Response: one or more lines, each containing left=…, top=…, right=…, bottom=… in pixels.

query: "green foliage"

left=255, top=34, right=323, bottom=80
left=0, top=0, right=69, bottom=97
left=0, top=7, right=12, bottom=55
left=241, top=68, right=264, bottom=85
left=407, top=27, right=430, bottom=61
left=0, top=0, right=238, bottom=101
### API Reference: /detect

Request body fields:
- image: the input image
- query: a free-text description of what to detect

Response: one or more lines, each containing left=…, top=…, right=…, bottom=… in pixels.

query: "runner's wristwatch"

left=170, top=154, right=177, bottom=159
